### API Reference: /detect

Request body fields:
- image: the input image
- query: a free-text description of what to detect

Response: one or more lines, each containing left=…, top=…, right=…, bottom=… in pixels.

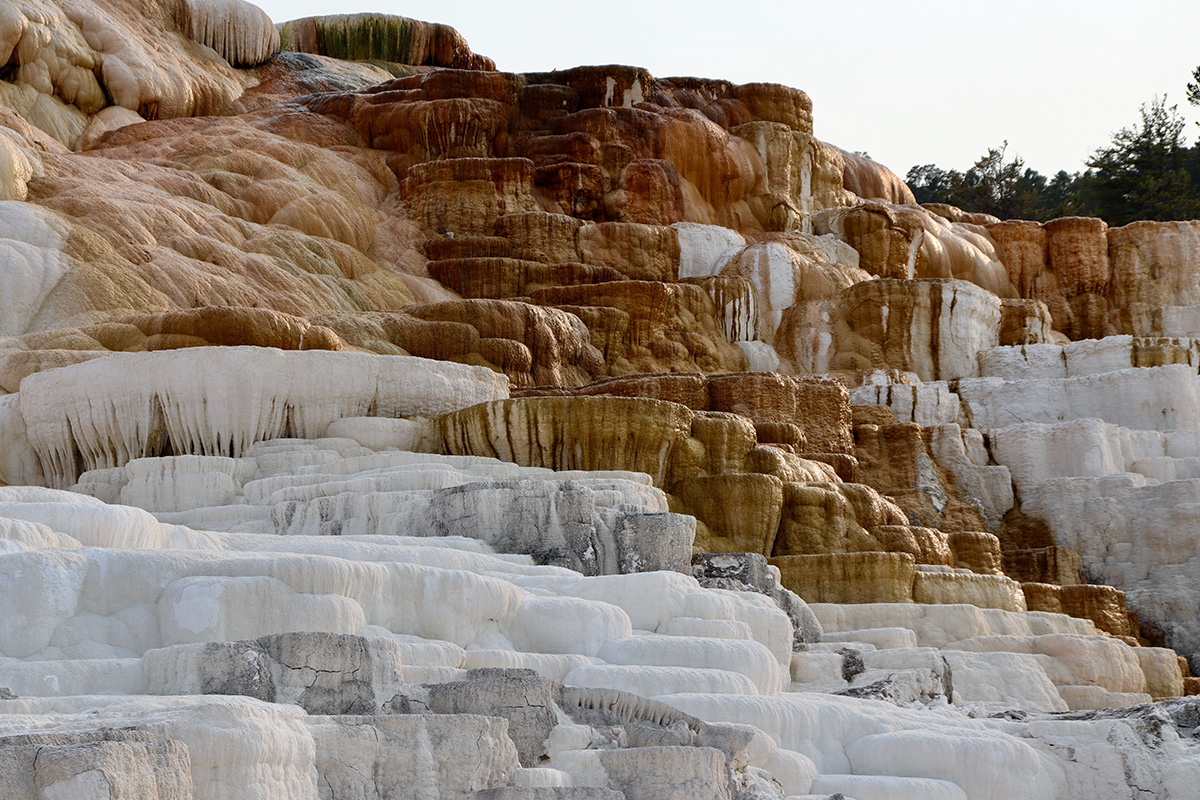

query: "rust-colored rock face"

left=813, top=202, right=1013, bottom=298
left=1042, top=216, right=1112, bottom=339
left=297, top=65, right=838, bottom=236
left=812, top=205, right=1200, bottom=343
left=530, top=280, right=745, bottom=375
left=946, top=532, right=1004, bottom=575
left=998, top=298, right=1053, bottom=346
left=532, top=372, right=852, bottom=456
left=1059, top=584, right=1134, bottom=638
left=771, top=552, right=917, bottom=604
left=854, top=421, right=923, bottom=496
left=568, top=372, right=712, bottom=409
left=1023, top=582, right=1134, bottom=638
left=4, top=13, right=860, bottom=386
left=402, top=158, right=537, bottom=235
left=1004, top=547, right=1084, bottom=586
left=988, top=220, right=1047, bottom=297
left=438, top=396, right=694, bottom=485
left=815, top=203, right=921, bottom=280
left=1108, top=220, right=1200, bottom=335
left=677, top=473, right=784, bottom=555
left=871, top=525, right=952, bottom=566
left=828, top=279, right=1002, bottom=380
left=1045, top=217, right=1111, bottom=295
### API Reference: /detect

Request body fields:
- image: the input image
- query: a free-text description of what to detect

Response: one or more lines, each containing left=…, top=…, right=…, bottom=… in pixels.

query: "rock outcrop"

left=4, top=2, right=1200, bottom=798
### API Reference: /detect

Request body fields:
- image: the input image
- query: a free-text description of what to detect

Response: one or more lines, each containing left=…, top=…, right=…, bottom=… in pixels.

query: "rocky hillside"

left=2, top=2, right=1200, bottom=798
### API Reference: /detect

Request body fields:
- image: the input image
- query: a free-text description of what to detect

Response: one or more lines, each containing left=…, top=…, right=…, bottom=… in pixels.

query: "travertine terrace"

left=2, top=2, right=1200, bottom=798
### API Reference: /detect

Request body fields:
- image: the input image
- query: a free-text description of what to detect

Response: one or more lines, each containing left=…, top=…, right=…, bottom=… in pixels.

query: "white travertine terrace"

left=9, top=348, right=509, bottom=487
left=1, top=424, right=1197, bottom=797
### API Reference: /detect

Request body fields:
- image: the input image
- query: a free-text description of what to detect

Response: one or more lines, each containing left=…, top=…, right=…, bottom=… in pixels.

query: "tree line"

left=905, top=90, right=1200, bottom=227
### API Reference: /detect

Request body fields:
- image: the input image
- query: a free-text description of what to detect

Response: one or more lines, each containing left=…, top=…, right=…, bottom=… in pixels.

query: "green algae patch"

left=279, top=14, right=424, bottom=65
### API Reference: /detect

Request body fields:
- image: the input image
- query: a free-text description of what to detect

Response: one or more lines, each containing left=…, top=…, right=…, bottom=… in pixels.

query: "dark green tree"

left=906, top=143, right=1047, bottom=219
left=1186, top=66, right=1200, bottom=109
left=1086, top=96, right=1200, bottom=225
left=905, top=95, right=1200, bottom=225
left=905, top=163, right=952, bottom=204
left=1040, top=170, right=1090, bottom=218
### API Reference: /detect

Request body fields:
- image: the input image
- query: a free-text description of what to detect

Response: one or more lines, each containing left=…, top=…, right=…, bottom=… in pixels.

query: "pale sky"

left=253, top=0, right=1200, bottom=180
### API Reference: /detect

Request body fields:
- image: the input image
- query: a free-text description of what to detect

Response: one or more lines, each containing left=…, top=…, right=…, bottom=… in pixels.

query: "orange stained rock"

left=921, top=204, right=1000, bottom=226
left=850, top=404, right=899, bottom=427
left=744, top=446, right=842, bottom=484
left=530, top=281, right=745, bottom=375
left=1108, top=220, right=1200, bottom=335
left=830, top=278, right=1001, bottom=380
left=709, top=372, right=853, bottom=454
left=522, top=372, right=852, bottom=457
left=773, top=481, right=907, bottom=557
left=0, top=350, right=107, bottom=393
left=681, top=412, right=759, bottom=477
left=771, top=552, right=917, bottom=604
left=607, top=159, right=686, bottom=225
left=1003, top=547, right=1085, bottom=586
left=853, top=421, right=923, bottom=494
left=870, top=525, right=952, bottom=566
left=676, top=473, right=784, bottom=556
left=570, top=373, right=712, bottom=411
left=5, top=106, right=441, bottom=335
left=313, top=301, right=604, bottom=388
left=1022, top=582, right=1065, bottom=615
left=999, top=298, right=1054, bottom=346
left=424, top=235, right=513, bottom=261
left=753, top=421, right=807, bottom=450
left=2, top=0, right=279, bottom=150
left=125, top=306, right=343, bottom=351
left=1059, top=584, right=1135, bottom=638
left=428, top=258, right=623, bottom=300
left=723, top=236, right=869, bottom=348
left=295, top=64, right=852, bottom=233
left=910, top=571, right=1024, bottom=611
left=526, top=66, right=657, bottom=111
left=729, top=82, right=813, bottom=134
left=1022, top=582, right=1136, bottom=639
left=402, top=158, right=537, bottom=236
left=814, top=203, right=924, bottom=280
left=1044, top=216, right=1111, bottom=296
left=850, top=417, right=994, bottom=534
left=495, top=213, right=582, bottom=263
left=576, top=223, right=681, bottom=282
left=437, top=395, right=694, bottom=486
left=987, top=219, right=1047, bottom=297
left=945, top=532, right=1004, bottom=575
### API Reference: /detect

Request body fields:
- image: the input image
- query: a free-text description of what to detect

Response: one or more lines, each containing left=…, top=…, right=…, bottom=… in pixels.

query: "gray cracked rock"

left=692, top=552, right=821, bottom=646
left=424, top=668, right=558, bottom=767
left=143, top=632, right=406, bottom=715
left=310, top=713, right=519, bottom=800
left=0, top=730, right=191, bottom=800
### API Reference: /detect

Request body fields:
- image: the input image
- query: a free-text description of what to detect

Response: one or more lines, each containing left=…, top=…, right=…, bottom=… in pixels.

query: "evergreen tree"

left=906, top=143, right=1046, bottom=219
left=905, top=94, right=1200, bottom=225
left=1086, top=96, right=1200, bottom=225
